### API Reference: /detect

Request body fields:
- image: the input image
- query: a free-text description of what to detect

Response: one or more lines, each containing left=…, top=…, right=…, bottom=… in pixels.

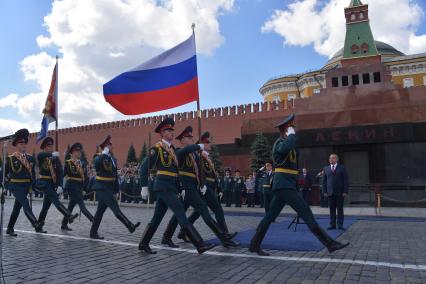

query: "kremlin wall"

left=23, top=0, right=426, bottom=205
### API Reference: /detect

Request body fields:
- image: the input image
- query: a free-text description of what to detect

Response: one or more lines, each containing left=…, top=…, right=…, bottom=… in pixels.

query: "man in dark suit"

left=323, top=154, right=349, bottom=230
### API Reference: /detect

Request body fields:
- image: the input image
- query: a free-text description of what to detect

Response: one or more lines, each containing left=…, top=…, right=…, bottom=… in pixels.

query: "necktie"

left=332, top=165, right=335, bottom=173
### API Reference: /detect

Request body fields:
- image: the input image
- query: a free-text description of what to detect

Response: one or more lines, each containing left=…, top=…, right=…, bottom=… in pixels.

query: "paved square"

left=1, top=200, right=426, bottom=283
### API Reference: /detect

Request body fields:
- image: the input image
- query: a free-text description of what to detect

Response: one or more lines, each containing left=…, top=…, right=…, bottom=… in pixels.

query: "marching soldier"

left=223, top=169, right=233, bottom=207
left=37, top=137, right=79, bottom=233
left=61, top=143, right=94, bottom=231
left=160, top=126, right=239, bottom=248
left=249, top=114, right=349, bottom=256
left=5, top=129, right=44, bottom=236
left=179, top=132, right=237, bottom=241
left=138, top=118, right=215, bottom=254
left=233, top=170, right=244, bottom=207
left=90, top=135, right=140, bottom=239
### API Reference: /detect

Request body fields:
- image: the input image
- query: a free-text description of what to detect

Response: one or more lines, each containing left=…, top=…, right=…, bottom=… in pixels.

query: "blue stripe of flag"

left=103, top=55, right=197, bottom=96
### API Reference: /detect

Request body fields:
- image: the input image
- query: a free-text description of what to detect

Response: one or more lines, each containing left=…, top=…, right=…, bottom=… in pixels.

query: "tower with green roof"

left=343, top=0, right=379, bottom=60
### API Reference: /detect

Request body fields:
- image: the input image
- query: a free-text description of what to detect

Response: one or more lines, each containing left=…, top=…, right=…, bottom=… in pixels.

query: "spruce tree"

left=138, top=142, right=147, bottom=163
left=250, top=132, right=272, bottom=172
left=126, top=143, right=137, bottom=164
left=209, top=144, right=224, bottom=175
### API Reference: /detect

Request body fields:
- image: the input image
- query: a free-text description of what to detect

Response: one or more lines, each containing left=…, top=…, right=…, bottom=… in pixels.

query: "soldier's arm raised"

left=275, top=134, right=296, bottom=155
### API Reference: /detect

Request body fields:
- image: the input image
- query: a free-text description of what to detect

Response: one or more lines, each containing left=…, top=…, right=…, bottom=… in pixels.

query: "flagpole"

left=55, top=55, right=59, bottom=152
left=192, top=23, right=206, bottom=188
left=192, top=23, right=202, bottom=141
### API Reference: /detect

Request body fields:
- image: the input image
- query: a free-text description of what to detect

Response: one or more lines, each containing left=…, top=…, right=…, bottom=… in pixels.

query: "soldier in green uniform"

left=249, top=114, right=349, bottom=256
left=5, top=129, right=44, bottom=236
left=179, top=132, right=237, bottom=241
left=37, top=137, right=79, bottom=233
left=261, top=161, right=274, bottom=214
left=61, top=143, right=94, bottom=231
left=223, top=169, right=233, bottom=207
left=160, top=126, right=239, bottom=248
left=90, top=135, right=140, bottom=239
left=233, top=170, right=244, bottom=207
left=139, top=119, right=216, bottom=254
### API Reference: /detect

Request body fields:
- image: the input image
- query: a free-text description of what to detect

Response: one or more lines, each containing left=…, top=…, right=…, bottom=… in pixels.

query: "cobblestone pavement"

left=1, top=200, right=426, bottom=283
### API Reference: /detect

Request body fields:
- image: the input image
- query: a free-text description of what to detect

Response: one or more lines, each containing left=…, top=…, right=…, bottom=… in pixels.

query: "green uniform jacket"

left=272, top=134, right=299, bottom=191
left=222, top=176, right=233, bottom=192
left=176, top=144, right=201, bottom=191
left=200, top=154, right=220, bottom=191
left=64, top=159, right=86, bottom=191
left=92, top=153, right=118, bottom=191
left=233, top=176, right=245, bottom=192
left=140, top=142, right=197, bottom=193
left=5, top=153, right=36, bottom=190
left=261, top=171, right=274, bottom=191
left=37, top=151, right=63, bottom=189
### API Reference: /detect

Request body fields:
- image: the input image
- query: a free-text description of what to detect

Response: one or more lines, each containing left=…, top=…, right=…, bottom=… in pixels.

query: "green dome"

left=325, top=41, right=405, bottom=68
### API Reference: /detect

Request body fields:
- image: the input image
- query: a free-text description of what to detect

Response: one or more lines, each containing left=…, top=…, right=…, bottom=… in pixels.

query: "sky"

left=0, top=0, right=425, bottom=137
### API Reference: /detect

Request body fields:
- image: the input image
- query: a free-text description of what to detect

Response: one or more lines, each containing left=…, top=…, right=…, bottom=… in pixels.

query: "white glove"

left=259, top=166, right=265, bottom=171
left=102, top=147, right=110, bottom=155
left=218, top=192, right=223, bottom=199
left=141, top=186, right=149, bottom=200
left=286, top=126, right=296, bottom=136
left=181, top=190, right=186, bottom=200
left=52, top=152, right=60, bottom=157
left=200, top=185, right=207, bottom=195
left=198, top=144, right=205, bottom=151
left=56, top=186, right=64, bottom=195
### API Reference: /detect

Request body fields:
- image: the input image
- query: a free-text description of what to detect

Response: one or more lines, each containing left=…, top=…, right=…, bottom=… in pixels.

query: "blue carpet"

left=206, top=216, right=358, bottom=251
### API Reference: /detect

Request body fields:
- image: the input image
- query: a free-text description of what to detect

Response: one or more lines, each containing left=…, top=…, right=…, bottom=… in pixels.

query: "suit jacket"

left=322, top=164, right=349, bottom=196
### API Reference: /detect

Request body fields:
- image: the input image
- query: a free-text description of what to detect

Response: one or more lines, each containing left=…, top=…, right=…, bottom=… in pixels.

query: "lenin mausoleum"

left=27, top=0, right=426, bottom=205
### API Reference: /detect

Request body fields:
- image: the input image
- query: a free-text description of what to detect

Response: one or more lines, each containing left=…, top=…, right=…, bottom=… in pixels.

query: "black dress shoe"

left=61, top=225, right=73, bottom=231
left=6, top=228, right=17, bottom=237
left=161, top=238, right=179, bottom=248
left=337, top=226, right=346, bottom=231
left=90, top=233, right=104, bottom=240
left=327, top=226, right=336, bottom=230
left=139, top=244, right=157, bottom=254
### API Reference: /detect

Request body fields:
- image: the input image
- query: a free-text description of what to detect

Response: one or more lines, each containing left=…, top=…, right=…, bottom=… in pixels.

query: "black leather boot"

left=311, top=225, right=349, bottom=253
left=6, top=228, right=17, bottom=237
left=82, top=208, right=94, bottom=222
left=25, top=212, right=46, bottom=234
left=177, top=228, right=191, bottom=243
left=206, top=219, right=240, bottom=248
left=161, top=221, right=179, bottom=248
left=249, top=227, right=269, bottom=256
left=90, top=213, right=104, bottom=240
left=61, top=216, right=72, bottom=231
left=57, top=203, right=79, bottom=224
left=139, top=224, right=157, bottom=254
left=116, top=212, right=140, bottom=233
left=218, top=221, right=237, bottom=240
left=184, top=224, right=216, bottom=255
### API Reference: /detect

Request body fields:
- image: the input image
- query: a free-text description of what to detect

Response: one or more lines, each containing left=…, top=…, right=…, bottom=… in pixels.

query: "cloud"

left=0, top=94, right=19, bottom=108
left=0, top=0, right=234, bottom=136
left=262, top=0, right=426, bottom=58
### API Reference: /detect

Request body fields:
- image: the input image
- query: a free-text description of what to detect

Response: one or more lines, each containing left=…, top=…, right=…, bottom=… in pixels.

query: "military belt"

left=157, top=170, right=178, bottom=178
left=67, top=177, right=83, bottom=181
left=10, top=179, right=31, bottom=183
left=39, top=175, right=53, bottom=180
left=205, top=177, right=215, bottom=182
left=179, top=171, right=196, bottom=178
left=274, top=168, right=299, bottom=175
left=96, top=176, right=116, bottom=181
left=263, top=185, right=271, bottom=188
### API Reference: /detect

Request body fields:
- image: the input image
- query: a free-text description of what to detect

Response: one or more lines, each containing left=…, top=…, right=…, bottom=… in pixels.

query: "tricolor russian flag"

left=103, top=34, right=199, bottom=115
